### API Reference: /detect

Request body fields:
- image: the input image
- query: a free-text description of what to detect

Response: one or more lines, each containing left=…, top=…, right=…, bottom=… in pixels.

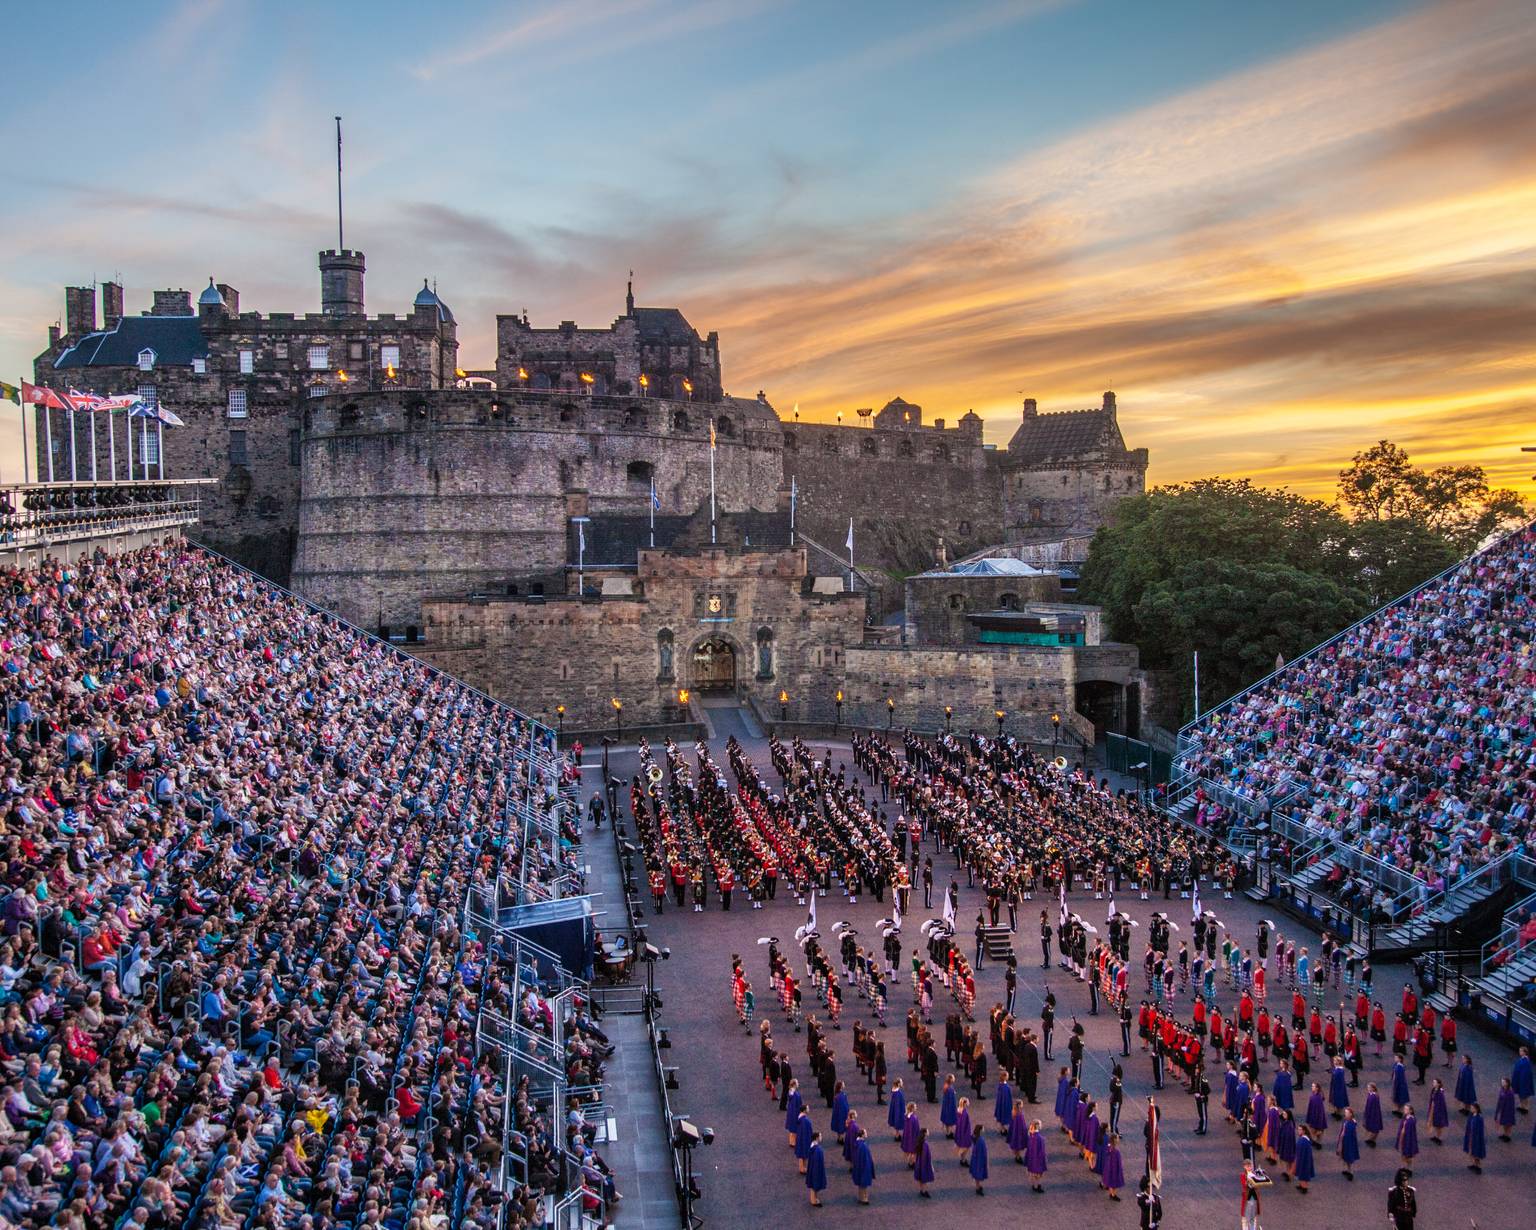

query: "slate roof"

left=916, top=558, right=1048, bottom=579
left=1007, top=407, right=1123, bottom=459
left=53, top=315, right=209, bottom=370
left=414, top=280, right=454, bottom=323
left=632, top=307, right=700, bottom=344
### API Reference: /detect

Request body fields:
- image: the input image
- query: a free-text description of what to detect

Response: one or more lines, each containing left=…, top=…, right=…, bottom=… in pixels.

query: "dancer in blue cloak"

left=1455, top=1054, right=1478, bottom=1114
left=805, top=1131, right=828, bottom=1206
left=1396, top=1106, right=1418, bottom=1176
left=914, top=1127, right=936, bottom=1197
left=850, top=1126, right=875, bottom=1204
left=969, top=1124, right=990, bottom=1195
left=1463, top=1102, right=1487, bottom=1173
left=1337, top=1107, right=1360, bottom=1180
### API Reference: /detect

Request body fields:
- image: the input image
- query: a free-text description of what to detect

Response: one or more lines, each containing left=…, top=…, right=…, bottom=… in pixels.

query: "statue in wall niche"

left=659, top=638, right=674, bottom=678
left=758, top=638, right=773, bottom=678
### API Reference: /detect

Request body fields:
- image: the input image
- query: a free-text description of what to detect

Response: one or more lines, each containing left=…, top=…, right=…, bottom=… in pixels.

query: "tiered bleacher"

left=0, top=542, right=619, bottom=1230
left=1174, top=521, right=1536, bottom=1025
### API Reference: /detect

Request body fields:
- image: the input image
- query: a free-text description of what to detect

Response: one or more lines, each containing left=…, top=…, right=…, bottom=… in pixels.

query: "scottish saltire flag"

left=650, top=479, right=661, bottom=510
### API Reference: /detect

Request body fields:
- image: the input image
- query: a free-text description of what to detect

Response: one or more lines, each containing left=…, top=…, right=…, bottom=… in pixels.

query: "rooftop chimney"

left=150, top=289, right=193, bottom=316
left=102, top=282, right=124, bottom=330
left=217, top=284, right=240, bottom=316
left=1023, top=397, right=1038, bottom=419
left=65, top=286, right=96, bottom=336
left=319, top=249, right=365, bottom=317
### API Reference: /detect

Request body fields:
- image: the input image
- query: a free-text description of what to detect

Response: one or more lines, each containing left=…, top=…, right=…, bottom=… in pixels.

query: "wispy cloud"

left=411, top=0, right=780, bottom=81
left=685, top=0, right=1536, bottom=497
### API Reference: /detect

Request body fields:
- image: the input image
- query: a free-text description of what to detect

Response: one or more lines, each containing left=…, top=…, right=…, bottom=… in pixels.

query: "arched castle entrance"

left=691, top=638, right=737, bottom=692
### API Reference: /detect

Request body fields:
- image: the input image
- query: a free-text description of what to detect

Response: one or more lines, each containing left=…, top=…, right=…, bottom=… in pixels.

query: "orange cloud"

left=695, top=0, right=1536, bottom=501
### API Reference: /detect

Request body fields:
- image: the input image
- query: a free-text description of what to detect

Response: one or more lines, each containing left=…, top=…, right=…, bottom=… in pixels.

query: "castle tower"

left=319, top=249, right=365, bottom=316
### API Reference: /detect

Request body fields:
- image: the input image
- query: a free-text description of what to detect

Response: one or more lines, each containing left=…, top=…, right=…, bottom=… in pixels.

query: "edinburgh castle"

left=34, top=243, right=1151, bottom=736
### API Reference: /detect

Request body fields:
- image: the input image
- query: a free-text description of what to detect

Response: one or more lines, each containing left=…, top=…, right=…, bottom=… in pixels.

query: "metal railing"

left=0, top=478, right=210, bottom=549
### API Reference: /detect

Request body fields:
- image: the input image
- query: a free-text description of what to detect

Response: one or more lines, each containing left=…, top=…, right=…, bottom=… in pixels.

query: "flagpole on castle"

left=708, top=423, right=717, bottom=546
left=89, top=410, right=98, bottom=482
left=126, top=407, right=134, bottom=481
left=68, top=407, right=78, bottom=483
left=108, top=409, right=116, bottom=483
left=648, top=477, right=656, bottom=549
left=789, top=475, right=796, bottom=544
left=44, top=403, right=54, bottom=484
left=156, top=418, right=165, bottom=480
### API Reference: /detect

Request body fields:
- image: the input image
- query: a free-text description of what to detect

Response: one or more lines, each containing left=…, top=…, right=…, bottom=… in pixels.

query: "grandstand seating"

left=1173, top=521, right=1535, bottom=946
left=0, top=542, right=616, bottom=1230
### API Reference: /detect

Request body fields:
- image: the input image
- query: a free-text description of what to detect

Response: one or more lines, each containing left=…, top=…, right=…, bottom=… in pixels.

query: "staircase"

left=1372, top=873, right=1506, bottom=958
left=980, top=924, right=1015, bottom=962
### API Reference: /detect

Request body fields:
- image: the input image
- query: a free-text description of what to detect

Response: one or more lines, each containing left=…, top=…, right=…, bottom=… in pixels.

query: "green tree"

left=1077, top=450, right=1527, bottom=725
left=1338, top=440, right=1525, bottom=553
left=1132, top=560, right=1367, bottom=721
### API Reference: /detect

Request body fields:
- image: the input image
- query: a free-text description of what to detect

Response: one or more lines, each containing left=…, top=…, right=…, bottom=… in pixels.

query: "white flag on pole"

left=845, top=518, right=854, bottom=553
left=941, top=882, right=956, bottom=929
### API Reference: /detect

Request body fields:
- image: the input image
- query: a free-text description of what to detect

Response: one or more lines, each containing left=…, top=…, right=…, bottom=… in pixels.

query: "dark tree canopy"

left=1078, top=447, right=1527, bottom=724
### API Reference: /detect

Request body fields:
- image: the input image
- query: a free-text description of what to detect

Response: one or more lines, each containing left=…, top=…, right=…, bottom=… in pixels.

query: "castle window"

left=948, top=594, right=965, bottom=611
left=227, top=388, right=248, bottom=418
left=532, top=372, right=552, bottom=390
left=624, top=406, right=645, bottom=429
left=1061, top=474, right=1069, bottom=486
left=381, top=344, right=400, bottom=370
left=935, top=443, right=951, bottom=462
left=275, top=342, right=288, bottom=360
left=307, top=345, right=329, bottom=370
left=349, top=341, right=364, bottom=361
left=756, top=627, right=775, bottom=679
left=228, top=430, right=249, bottom=466
left=999, top=592, right=1020, bottom=611
left=140, top=429, right=160, bottom=466
left=136, top=385, right=157, bottom=409
left=192, top=358, right=207, bottom=374
left=784, top=432, right=797, bottom=452
left=1126, top=474, right=1135, bottom=489
left=559, top=404, right=576, bottom=424
left=239, top=350, right=254, bottom=374
left=1104, top=475, right=1112, bottom=490
left=137, top=348, right=156, bottom=371
left=288, top=429, right=301, bottom=466
left=627, top=460, right=654, bottom=486
left=860, top=438, right=878, bottom=457
left=958, top=520, right=972, bottom=536
left=657, top=629, right=675, bottom=680
left=1029, top=500, right=1044, bottom=523
left=308, top=382, right=327, bottom=398
left=897, top=439, right=914, bottom=458
left=715, top=415, right=735, bottom=439
left=822, top=435, right=839, bottom=454
left=673, top=410, right=690, bottom=431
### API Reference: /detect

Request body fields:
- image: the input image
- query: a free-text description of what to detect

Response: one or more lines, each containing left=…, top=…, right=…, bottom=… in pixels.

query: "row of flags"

left=1, top=380, right=185, bottom=427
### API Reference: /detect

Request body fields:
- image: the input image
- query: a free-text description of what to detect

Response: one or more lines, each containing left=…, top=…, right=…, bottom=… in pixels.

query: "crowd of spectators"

left=1181, top=522, right=1536, bottom=893
left=0, top=541, right=600, bottom=1230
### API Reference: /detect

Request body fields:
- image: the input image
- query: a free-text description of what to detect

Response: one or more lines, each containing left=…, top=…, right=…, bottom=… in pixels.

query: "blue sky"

left=5, top=0, right=1533, bottom=496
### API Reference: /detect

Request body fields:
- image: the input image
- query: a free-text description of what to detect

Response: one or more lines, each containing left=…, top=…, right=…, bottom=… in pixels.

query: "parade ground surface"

left=592, top=726, right=1532, bottom=1230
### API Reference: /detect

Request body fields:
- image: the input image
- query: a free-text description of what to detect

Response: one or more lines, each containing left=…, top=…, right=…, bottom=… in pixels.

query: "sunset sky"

left=3, top=0, right=1532, bottom=497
